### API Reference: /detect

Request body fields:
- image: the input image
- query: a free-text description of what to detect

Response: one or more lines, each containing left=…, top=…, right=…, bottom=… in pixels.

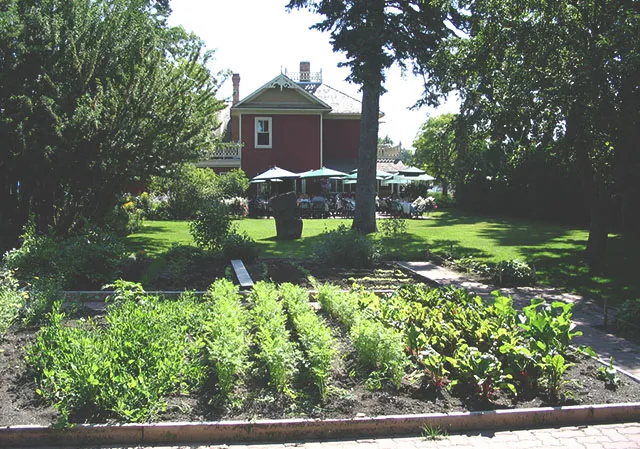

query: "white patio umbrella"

left=398, top=166, right=426, bottom=176
left=298, top=166, right=348, bottom=178
left=251, top=166, right=299, bottom=182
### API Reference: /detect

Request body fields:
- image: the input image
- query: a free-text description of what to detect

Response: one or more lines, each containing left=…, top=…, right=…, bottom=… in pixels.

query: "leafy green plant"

left=201, top=279, right=251, bottom=406
left=221, top=230, right=260, bottom=263
left=3, top=219, right=126, bottom=289
left=315, top=282, right=360, bottom=328
left=280, top=283, right=336, bottom=399
left=378, top=218, right=407, bottom=237
left=422, top=424, right=448, bottom=440
left=0, top=270, right=25, bottom=338
left=455, top=256, right=492, bottom=278
left=540, top=353, right=573, bottom=400
left=492, top=259, right=536, bottom=286
left=597, top=357, right=621, bottom=390
left=189, top=200, right=233, bottom=251
left=104, top=280, right=145, bottom=304
left=26, top=293, right=207, bottom=423
left=350, top=316, right=408, bottom=389
left=419, top=348, right=450, bottom=391
left=21, top=277, right=64, bottom=326
left=313, top=224, right=381, bottom=268
left=447, top=344, right=514, bottom=400
left=519, top=298, right=582, bottom=355
left=249, top=282, right=300, bottom=397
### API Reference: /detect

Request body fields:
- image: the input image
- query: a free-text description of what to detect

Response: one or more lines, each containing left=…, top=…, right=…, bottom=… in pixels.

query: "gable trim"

left=232, top=74, right=332, bottom=111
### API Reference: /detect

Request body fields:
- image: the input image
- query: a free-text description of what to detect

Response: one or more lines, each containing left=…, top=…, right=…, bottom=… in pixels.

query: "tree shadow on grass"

left=518, top=234, right=640, bottom=306
left=477, top=222, right=580, bottom=248
left=379, top=234, right=491, bottom=261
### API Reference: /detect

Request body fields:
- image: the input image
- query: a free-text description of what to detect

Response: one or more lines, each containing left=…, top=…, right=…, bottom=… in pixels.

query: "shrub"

left=221, top=230, right=260, bottom=263
left=222, top=197, right=249, bottom=218
left=491, top=259, right=536, bottom=286
left=3, top=221, right=126, bottom=289
left=428, top=192, right=455, bottom=209
left=189, top=201, right=233, bottom=251
left=0, top=270, right=25, bottom=338
left=149, top=165, right=249, bottom=220
left=216, top=169, right=250, bottom=198
left=615, top=298, right=640, bottom=339
left=21, top=277, right=64, bottom=326
left=313, top=225, right=380, bottom=268
left=104, top=195, right=144, bottom=236
left=379, top=218, right=407, bottom=237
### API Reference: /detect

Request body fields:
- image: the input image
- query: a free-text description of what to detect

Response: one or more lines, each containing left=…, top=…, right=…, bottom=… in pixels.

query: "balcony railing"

left=284, top=69, right=323, bottom=84
left=197, top=142, right=243, bottom=168
left=204, top=142, right=243, bottom=160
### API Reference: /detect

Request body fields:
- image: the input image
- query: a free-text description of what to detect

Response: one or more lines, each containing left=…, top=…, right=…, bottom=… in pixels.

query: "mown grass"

left=125, top=211, right=639, bottom=305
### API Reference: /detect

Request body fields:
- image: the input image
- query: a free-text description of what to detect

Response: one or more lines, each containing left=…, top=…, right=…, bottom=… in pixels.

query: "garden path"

left=397, top=261, right=640, bottom=379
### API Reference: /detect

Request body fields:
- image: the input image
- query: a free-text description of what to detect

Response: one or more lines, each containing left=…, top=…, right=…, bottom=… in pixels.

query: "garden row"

left=20, top=279, right=603, bottom=426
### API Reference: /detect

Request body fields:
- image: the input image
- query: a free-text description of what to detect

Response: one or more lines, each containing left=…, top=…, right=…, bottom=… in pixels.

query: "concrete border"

left=2, top=403, right=640, bottom=447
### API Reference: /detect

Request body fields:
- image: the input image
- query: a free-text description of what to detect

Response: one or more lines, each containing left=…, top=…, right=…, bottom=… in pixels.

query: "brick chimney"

left=299, top=61, right=310, bottom=82
left=232, top=73, right=240, bottom=105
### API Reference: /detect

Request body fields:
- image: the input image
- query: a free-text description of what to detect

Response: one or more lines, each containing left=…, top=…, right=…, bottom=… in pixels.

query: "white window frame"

left=255, top=117, right=272, bottom=148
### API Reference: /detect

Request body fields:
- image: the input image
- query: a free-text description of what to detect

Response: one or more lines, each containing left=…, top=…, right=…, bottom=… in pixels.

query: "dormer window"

left=255, top=117, right=272, bottom=148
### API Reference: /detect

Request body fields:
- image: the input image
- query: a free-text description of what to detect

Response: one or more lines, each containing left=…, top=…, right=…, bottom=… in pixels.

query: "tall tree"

left=422, top=0, right=640, bottom=272
left=412, top=113, right=457, bottom=195
left=287, top=0, right=456, bottom=233
left=0, top=0, right=224, bottom=248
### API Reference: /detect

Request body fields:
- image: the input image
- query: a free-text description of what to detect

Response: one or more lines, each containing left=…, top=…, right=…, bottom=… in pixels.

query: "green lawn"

left=125, top=211, right=639, bottom=304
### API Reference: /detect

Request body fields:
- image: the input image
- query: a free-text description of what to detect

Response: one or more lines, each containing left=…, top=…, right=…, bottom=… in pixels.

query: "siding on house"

left=239, top=114, right=322, bottom=178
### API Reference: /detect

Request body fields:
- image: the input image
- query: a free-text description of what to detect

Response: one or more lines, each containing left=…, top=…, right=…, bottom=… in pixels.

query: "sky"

left=168, top=0, right=459, bottom=150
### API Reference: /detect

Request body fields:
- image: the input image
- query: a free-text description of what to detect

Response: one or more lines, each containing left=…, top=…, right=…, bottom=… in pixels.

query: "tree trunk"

left=352, top=75, right=382, bottom=234
left=567, top=102, right=609, bottom=274
left=585, top=191, right=609, bottom=273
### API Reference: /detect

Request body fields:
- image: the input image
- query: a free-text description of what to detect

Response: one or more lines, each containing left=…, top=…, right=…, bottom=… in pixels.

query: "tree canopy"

left=412, top=113, right=458, bottom=196
left=421, top=0, right=640, bottom=271
left=0, top=0, right=225, bottom=249
left=287, top=0, right=456, bottom=233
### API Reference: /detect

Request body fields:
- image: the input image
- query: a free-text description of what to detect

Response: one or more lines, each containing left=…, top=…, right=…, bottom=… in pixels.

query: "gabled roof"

left=308, top=84, right=362, bottom=115
left=233, top=74, right=332, bottom=111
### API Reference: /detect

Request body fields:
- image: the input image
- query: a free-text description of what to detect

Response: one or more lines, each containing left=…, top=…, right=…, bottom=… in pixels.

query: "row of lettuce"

left=4, top=278, right=604, bottom=424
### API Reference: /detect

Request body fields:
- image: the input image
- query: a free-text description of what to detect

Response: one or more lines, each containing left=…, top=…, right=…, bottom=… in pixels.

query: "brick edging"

left=2, top=403, right=640, bottom=447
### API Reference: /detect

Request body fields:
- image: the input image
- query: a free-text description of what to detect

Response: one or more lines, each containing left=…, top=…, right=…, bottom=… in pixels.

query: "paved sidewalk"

left=397, top=261, right=640, bottom=379
left=98, top=422, right=640, bottom=448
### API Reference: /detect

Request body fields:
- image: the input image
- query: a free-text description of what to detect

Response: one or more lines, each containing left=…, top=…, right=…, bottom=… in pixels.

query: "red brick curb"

left=2, top=402, right=640, bottom=447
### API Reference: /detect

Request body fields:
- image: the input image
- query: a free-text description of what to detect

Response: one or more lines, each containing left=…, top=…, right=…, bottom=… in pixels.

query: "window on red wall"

left=255, top=117, right=272, bottom=148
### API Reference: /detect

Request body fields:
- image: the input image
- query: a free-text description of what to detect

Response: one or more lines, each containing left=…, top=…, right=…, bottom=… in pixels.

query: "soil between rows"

left=2, top=262, right=640, bottom=427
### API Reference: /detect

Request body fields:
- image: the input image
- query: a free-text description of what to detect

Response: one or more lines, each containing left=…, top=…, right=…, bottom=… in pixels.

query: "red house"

left=199, top=62, right=362, bottom=179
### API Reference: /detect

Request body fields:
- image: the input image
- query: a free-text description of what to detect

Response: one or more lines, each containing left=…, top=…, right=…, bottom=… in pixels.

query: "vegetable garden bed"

left=1, top=279, right=640, bottom=428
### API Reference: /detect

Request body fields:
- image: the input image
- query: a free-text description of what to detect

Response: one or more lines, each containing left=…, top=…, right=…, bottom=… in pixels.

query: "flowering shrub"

left=222, top=197, right=249, bottom=218
left=411, top=196, right=438, bottom=214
